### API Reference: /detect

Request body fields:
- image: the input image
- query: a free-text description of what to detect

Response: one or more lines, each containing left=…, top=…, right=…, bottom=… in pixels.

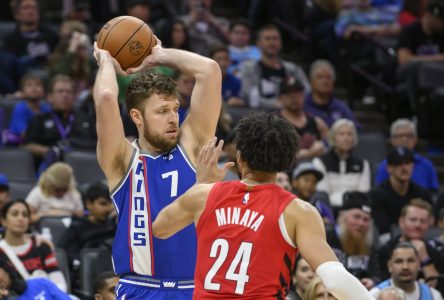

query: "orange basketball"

left=97, top=16, right=156, bottom=70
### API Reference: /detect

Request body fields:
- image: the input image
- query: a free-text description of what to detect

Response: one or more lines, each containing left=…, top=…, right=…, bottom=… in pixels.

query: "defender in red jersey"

left=153, top=113, right=375, bottom=300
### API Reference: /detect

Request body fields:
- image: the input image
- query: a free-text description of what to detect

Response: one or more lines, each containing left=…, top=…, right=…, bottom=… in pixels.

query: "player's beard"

left=143, top=122, right=179, bottom=153
left=338, top=222, right=369, bottom=256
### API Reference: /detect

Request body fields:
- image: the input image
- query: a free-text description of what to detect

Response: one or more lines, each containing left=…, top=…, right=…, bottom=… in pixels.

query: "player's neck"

left=241, top=172, right=276, bottom=186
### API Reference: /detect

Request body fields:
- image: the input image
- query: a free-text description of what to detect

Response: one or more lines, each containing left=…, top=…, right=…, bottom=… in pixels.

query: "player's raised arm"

left=286, top=199, right=375, bottom=300
left=127, top=38, right=222, bottom=163
left=93, top=43, right=132, bottom=188
left=153, top=183, right=212, bottom=239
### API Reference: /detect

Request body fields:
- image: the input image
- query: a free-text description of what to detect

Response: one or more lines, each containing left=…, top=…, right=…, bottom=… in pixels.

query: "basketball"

left=97, top=16, right=156, bottom=70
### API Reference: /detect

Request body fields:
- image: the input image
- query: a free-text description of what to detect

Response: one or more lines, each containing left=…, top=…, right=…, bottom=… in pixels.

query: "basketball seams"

left=99, top=16, right=128, bottom=49
left=113, top=22, right=145, bottom=60
left=123, top=26, right=154, bottom=69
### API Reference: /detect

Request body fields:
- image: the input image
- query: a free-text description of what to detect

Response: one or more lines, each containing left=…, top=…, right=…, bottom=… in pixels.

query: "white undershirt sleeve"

left=316, top=261, right=375, bottom=300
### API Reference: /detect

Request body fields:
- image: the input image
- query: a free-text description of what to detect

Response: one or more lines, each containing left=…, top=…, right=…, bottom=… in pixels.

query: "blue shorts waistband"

left=119, top=274, right=195, bottom=290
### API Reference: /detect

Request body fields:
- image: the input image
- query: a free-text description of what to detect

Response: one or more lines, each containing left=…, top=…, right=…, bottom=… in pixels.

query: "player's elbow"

left=152, top=223, right=172, bottom=239
left=199, top=59, right=221, bottom=79
left=94, top=89, right=116, bottom=105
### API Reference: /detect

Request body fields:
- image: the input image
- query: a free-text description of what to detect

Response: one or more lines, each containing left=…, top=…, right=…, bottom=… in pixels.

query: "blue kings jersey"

left=111, top=141, right=197, bottom=278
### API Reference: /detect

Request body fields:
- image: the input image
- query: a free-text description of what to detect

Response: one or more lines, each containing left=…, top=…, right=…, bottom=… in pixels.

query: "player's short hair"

left=235, top=112, right=299, bottom=173
left=126, top=72, right=179, bottom=113
left=94, top=271, right=116, bottom=294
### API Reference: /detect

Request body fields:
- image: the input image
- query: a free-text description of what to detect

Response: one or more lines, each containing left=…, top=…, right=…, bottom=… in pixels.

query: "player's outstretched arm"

left=127, top=38, right=222, bottom=162
left=93, top=43, right=132, bottom=188
left=153, top=183, right=212, bottom=239
left=286, top=200, right=375, bottom=300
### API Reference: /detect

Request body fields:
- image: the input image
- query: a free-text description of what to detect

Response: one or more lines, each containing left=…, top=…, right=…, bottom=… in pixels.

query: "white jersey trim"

left=119, top=279, right=160, bottom=288
left=279, top=214, right=296, bottom=248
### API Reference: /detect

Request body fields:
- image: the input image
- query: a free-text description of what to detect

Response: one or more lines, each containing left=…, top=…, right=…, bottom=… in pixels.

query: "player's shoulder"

left=285, top=198, right=320, bottom=219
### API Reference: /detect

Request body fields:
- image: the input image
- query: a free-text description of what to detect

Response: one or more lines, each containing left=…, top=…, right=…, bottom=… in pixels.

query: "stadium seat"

left=78, top=248, right=101, bottom=298
left=38, top=216, right=72, bottom=247
left=0, top=98, right=18, bottom=134
left=0, top=148, right=36, bottom=181
left=8, top=180, right=35, bottom=201
left=54, top=247, right=71, bottom=293
left=0, top=22, right=16, bottom=48
left=64, top=150, right=105, bottom=185
left=354, top=132, right=388, bottom=167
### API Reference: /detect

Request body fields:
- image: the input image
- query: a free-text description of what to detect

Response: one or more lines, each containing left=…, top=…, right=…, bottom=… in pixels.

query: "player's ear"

left=129, top=108, right=143, bottom=126
left=94, top=294, right=103, bottom=300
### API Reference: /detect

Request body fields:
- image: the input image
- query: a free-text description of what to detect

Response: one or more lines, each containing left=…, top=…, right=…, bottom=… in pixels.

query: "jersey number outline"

left=204, top=238, right=253, bottom=295
left=161, top=170, right=178, bottom=197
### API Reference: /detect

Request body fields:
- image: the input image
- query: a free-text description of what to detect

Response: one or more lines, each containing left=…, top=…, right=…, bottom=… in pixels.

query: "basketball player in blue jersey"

left=92, top=36, right=226, bottom=299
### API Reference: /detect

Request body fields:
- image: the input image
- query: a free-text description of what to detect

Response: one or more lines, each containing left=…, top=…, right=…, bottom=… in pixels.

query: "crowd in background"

left=0, top=0, right=444, bottom=299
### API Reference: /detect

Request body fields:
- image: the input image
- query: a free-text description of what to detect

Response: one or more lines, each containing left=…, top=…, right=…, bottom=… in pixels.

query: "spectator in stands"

left=125, top=0, right=151, bottom=25
left=210, top=45, right=245, bottom=107
left=180, top=0, right=229, bottom=56
left=240, top=24, right=310, bottom=110
left=304, top=60, right=360, bottom=128
left=375, top=119, right=439, bottom=191
left=291, top=162, right=335, bottom=224
left=396, top=0, right=444, bottom=113
left=159, top=18, right=191, bottom=50
left=227, top=19, right=261, bottom=77
left=60, top=181, right=115, bottom=271
left=219, top=131, right=239, bottom=181
left=48, top=20, right=95, bottom=100
left=94, top=271, right=119, bottom=300
left=25, top=162, right=83, bottom=223
left=0, top=107, right=5, bottom=141
left=286, top=255, right=315, bottom=300
left=326, top=192, right=381, bottom=289
left=277, top=80, right=328, bottom=160
left=371, top=241, right=443, bottom=299
left=0, top=174, right=10, bottom=212
left=399, top=0, right=426, bottom=27
left=2, top=0, right=58, bottom=76
left=376, top=286, right=406, bottom=300
left=377, top=200, right=444, bottom=289
left=0, top=252, right=70, bottom=299
left=0, top=200, right=68, bottom=292
left=172, top=71, right=194, bottom=125
left=313, top=119, right=371, bottom=208
left=6, top=73, right=48, bottom=145
left=25, top=75, right=96, bottom=169
left=276, top=172, right=292, bottom=191
left=302, top=277, right=338, bottom=300
left=369, top=147, right=432, bottom=235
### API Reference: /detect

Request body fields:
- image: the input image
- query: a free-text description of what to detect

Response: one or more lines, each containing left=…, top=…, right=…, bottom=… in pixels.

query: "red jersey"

left=194, top=181, right=298, bottom=299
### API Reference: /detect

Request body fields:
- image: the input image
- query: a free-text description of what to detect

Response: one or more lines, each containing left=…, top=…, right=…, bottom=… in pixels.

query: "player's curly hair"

left=126, top=72, right=179, bottom=113
left=235, top=112, right=299, bottom=173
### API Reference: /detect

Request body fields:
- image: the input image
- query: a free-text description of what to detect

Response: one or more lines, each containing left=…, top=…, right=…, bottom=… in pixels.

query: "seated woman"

left=287, top=255, right=316, bottom=300
left=313, top=119, right=371, bottom=210
left=25, top=162, right=84, bottom=223
left=0, top=200, right=68, bottom=292
left=303, top=276, right=338, bottom=300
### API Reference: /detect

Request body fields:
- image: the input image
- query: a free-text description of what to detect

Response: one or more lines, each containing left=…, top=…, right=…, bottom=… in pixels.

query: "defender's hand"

left=196, top=137, right=235, bottom=184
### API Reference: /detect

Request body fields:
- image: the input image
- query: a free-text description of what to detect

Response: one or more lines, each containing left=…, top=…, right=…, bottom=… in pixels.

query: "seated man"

left=369, top=147, right=431, bottom=235
left=378, top=200, right=444, bottom=292
left=375, top=119, right=439, bottom=191
left=371, top=242, right=443, bottom=300
left=304, top=60, right=359, bottom=128
left=326, top=192, right=381, bottom=289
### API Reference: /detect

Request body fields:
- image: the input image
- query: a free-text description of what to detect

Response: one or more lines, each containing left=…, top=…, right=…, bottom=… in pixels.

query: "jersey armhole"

left=279, top=213, right=296, bottom=248
left=110, top=146, right=138, bottom=197
left=196, top=183, right=219, bottom=234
